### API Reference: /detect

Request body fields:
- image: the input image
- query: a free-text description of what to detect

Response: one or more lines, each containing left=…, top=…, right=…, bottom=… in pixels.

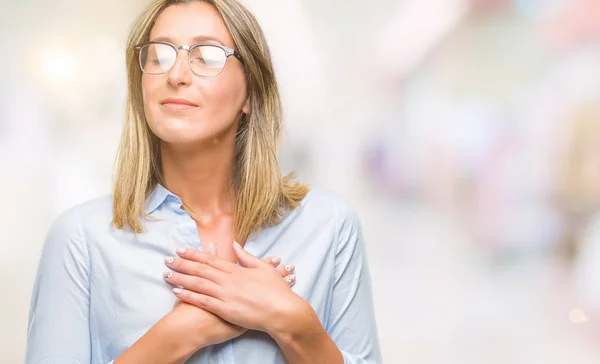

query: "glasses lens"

left=190, top=45, right=227, bottom=77
left=139, top=43, right=176, bottom=74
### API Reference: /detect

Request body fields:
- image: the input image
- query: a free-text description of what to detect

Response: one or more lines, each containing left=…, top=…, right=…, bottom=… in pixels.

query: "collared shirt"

left=26, top=184, right=382, bottom=363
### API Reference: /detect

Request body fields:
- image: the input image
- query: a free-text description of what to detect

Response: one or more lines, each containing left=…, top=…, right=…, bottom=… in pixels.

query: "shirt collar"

left=144, top=183, right=180, bottom=214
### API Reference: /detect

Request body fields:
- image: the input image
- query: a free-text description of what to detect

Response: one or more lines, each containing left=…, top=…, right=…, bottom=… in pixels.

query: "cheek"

left=141, top=76, right=153, bottom=104
left=141, top=76, right=161, bottom=117
left=205, top=73, right=247, bottom=112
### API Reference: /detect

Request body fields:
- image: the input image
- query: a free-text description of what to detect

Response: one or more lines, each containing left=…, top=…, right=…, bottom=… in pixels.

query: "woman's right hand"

left=166, top=254, right=296, bottom=349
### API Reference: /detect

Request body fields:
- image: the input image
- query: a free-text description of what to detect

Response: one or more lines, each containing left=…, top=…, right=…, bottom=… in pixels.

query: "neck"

left=160, top=134, right=237, bottom=217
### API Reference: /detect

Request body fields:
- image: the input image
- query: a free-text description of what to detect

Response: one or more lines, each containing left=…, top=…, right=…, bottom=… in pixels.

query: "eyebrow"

left=150, top=35, right=226, bottom=45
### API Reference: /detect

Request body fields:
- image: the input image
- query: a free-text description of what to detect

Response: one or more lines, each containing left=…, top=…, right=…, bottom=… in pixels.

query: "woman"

left=25, top=0, right=381, bottom=363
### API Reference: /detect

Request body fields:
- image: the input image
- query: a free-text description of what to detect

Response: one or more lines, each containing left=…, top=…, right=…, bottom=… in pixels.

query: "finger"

left=275, top=263, right=295, bottom=278
left=176, top=248, right=236, bottom=273
left=202, top=241, right=216, bottom=255
left=165, top=256, right=225, bottom=284
left=233, top=241, right=267, bottom=268
left=173, top=287, right=226, bottom=317
left=284, top=274, right=296, bottom=287
left=164, top=270, right=223, bottom=299
left=261, top=256, right=281, bottom=268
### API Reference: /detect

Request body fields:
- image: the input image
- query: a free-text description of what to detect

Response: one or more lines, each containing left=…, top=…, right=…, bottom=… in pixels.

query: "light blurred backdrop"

left=3, top=0, right=600, bottom=362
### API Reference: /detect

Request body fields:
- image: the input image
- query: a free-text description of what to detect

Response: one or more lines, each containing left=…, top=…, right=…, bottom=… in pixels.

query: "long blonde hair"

left=112, top=0, right=309, bottom=241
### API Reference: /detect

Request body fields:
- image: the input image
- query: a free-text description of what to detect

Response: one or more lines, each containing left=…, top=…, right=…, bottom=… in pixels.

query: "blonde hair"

left=112, top=0, right=309, bottom=241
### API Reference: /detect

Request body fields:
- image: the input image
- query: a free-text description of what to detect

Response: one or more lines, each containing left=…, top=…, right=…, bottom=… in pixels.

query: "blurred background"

left=3, top=0, right=600, bottom=362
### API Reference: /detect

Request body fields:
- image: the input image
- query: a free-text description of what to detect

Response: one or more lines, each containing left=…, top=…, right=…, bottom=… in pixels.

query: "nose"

left=167, top=49, right=193, bottom=88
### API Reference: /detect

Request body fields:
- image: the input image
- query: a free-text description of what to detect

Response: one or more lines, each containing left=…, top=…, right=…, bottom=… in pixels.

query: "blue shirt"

left=26, top=184, right=382, bottom=363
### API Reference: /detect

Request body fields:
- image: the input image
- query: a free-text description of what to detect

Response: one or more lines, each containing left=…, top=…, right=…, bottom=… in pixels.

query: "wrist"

left=266, top=300, right=343, bottom=364
left=155, top=313, right=207, bottom=361
left=266, top=297, right=321, bottom=343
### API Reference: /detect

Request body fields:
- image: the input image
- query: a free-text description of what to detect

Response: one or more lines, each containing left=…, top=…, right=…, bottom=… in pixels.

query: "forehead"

left=149, top=2, right=235, bottom=48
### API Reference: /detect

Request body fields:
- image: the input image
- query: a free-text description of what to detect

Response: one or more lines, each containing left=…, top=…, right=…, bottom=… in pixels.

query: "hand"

left=163, top=242, right=308, bottom=334
left=168, top=252, right=297, bottom=308
left=175, top=241, right=297, bottom=285
left=163, top=246, right=298, bottom=345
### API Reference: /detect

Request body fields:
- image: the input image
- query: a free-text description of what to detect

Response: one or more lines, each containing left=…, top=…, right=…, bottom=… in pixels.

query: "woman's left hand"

left=164, top=242, right=310, bottom=333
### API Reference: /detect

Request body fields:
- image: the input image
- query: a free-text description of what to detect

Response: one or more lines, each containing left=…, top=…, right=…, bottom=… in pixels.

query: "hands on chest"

left=163, top=240, right=306, bottom=349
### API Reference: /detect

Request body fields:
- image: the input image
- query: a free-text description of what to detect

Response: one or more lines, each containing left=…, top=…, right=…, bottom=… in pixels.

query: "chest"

left=86, top=213, right=338, bottom=363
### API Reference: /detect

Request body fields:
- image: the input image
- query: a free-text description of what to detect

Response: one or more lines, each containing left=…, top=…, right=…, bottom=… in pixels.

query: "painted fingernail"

left=164, top=271, right=172, bottom=278
left=173, top=287, right=182, bottom=295
left=285, top=264, right=295, bottom=272
left=165, top=256, right=174, bottom=264
left=285, top=274, right=296, bottom=283
left=233, top=241, right=242, bottom=249
left=176, top=248, right=186, bottom=254
left=271, top=257, right=281, bottom=265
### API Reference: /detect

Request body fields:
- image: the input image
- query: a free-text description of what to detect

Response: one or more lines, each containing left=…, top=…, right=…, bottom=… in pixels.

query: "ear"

left=241, top=97, right=250, bottom=115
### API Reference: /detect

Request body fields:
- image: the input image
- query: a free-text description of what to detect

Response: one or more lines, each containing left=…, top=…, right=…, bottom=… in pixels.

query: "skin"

left=114, top=2, right=343, bottom=363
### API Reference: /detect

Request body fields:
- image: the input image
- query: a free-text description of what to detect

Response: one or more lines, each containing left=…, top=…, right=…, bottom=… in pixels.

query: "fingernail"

left=163, top=271, right=172, bottom=278
left=286, top=274, right=296, bottom=283
left=176, top=248, right=186, bottom=254
left=271, top=257, right=281, bottom=265
left=173, top=287, right=182, bottom=295
left=165, top=256, right=174, bottom=264
left=285, top=264, right=295, bottom=272
left=233, top=241, right=242, bottom=249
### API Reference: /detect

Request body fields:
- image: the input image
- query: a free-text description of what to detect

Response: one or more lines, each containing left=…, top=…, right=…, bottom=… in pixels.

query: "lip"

left=160, top=97, right=199, bottom=111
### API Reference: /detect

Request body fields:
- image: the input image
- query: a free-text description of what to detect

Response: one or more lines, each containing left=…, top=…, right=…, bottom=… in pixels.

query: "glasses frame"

left=134, top=41, right=243, bottom=78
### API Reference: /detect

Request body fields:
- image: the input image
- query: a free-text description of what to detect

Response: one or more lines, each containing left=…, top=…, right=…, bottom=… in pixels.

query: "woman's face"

left=142, top=1, right=249, bottom=147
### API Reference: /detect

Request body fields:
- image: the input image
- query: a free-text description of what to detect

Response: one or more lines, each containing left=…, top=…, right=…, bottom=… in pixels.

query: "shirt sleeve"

left=327, top=203, right=383, bottom=363
left=25, top=207, right=96, bottom=364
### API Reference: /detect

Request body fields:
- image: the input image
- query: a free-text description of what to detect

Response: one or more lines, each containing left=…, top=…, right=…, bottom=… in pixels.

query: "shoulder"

left=295, top=187, right=363, bottom=240
left=70, top=194, right=114, bottom=220
left=41, top=195, right=111, bottom=267
left=47, top=194, right=113, bottom=241
left=300, top=187, right=360, bottom=221
left=294, top=189, right=367, bottom=278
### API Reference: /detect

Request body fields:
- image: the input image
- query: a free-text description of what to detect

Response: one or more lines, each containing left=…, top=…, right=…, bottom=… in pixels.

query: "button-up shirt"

left=26, top=184, right=382, bottom=363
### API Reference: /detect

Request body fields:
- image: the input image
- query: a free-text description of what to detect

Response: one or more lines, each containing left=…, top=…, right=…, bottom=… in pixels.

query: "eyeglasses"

left=134, top=41, right=242, bottom=77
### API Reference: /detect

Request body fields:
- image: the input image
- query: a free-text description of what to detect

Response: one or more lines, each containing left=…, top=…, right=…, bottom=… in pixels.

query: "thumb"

left=233, top=241, right=264, bottom=268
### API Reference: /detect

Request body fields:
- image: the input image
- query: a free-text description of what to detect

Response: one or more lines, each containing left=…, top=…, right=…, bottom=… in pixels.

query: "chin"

left=153, top=124, right=235, bottom=147
left=156, top=128, right=209, bottom=145
left=146, top=111, right=239, bottom=145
